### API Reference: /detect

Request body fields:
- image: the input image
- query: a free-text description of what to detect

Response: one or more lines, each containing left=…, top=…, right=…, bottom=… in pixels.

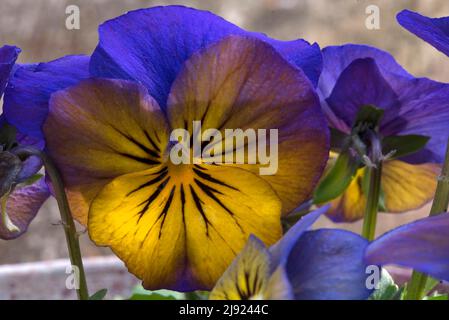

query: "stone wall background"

left=1, top=0, right=448, bottom=264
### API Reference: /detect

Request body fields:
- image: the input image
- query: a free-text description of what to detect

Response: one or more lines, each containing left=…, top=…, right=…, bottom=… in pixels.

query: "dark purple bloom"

left=320, top=44, right=449, bottom=165
left=397, top=10, right=449, bottom=57
left=318, top=44, right=449, bottom=222
left=0, top=46, right=50, bottom=240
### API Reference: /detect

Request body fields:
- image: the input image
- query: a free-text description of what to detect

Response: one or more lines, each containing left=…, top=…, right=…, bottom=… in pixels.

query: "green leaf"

left=369, top=269, right=400, bottom=300
left=354, top=105, right=384, bottom=130
left=313, top=152, right=359, bottom=204
left=18, top=173, right=43, bottom=187
left=382, top=135, right=430, bottom=159
left=89, top=288, right=108, bottom=300
left=128, top=286, right=185, bottom=300
left=184, top=291, right=210, bottom=300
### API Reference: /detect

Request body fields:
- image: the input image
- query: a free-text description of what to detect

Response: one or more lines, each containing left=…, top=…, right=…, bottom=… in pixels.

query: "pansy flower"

left=0, top=45, right=50, bottom=239
left=211, top=207, right=449, bottom=300
left=397, top=10, right=449, bottom=58
left=315, top=44, right=449, bottom=222
left=38, top=7, right=329, bottom=291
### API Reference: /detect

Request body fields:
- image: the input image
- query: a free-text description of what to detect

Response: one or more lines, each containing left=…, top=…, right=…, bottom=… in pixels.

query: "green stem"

left=362, top=162, right=383, bottom=241
left=15, top=147, right=89, bottom=300
left=405, top=138, right=449, bottom=300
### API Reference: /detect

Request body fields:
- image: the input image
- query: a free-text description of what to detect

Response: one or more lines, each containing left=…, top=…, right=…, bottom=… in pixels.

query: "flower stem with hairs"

left=14, top=146, right=89, bottom=300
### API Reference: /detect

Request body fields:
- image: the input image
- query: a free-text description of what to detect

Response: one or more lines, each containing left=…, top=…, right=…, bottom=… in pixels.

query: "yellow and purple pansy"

left=211, top=207, right=449, bottom=300
left=5, top=6, right=329, bottom=290
left=316, top=44, right=449, bottom=222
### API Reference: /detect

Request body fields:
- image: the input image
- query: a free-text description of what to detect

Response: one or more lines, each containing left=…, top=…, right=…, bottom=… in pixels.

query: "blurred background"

left=1, top=0, right=448, bottom=267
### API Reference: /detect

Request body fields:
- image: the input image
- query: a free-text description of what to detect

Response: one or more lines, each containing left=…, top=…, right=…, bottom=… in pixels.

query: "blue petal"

left=365, top=213, right=449, bottom=282
left=3, top=55, right=89, bottom=139
left=270, top=205, right=329, bottom=266
left=0, top=177, right=50, bottom=240
left=381, top=78, right=449, bottom=164
left=326, top=58, right=399, bottom=128
left=397, top=10, right=449, bottom=57
left=286, top=229, right=371, bottom=300
left=319, top=44, right=412, bottom=100
left=90, top=5, right=322, bottom=110
left=0, top=45, right=20, bottom=98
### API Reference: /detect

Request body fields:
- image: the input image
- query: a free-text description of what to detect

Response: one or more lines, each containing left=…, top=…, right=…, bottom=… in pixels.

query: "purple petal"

left=326, top=58, right=399, bottom=128
left=365, top=213, right=449, bottom=282
left=381, top=78, right=449, bottom=164
left=320, top=44, right=449, bottom=164
left=319, top=44, right=412, bottom=100
left=286, top=229, right=371, bottom=300
left=0, top=45, right=20, bottom=98
left=270, top=205, right=329, bottom=266
left=3, top=55, right=89, bottom=139
left=0, top=178, right=50, bottom=240
left=397, top=10, right=449, bottom=57
left=90, top=5, right=321, bottom=110
left=15, top=132, right=45, bottom=182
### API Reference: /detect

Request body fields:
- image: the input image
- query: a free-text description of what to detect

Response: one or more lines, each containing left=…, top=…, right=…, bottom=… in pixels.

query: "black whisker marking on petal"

left=201, top=101, right=212, bottom=123
left=139, top=185, right=175, bottom=248
left=244, top=271, right=252, bottom=295
left=252, top=265, right=261, bottom=294
left=194, top=178, right=223, bottom=195
left=158, top=186, right=176, bottom=238
left=193, top=168, right=239, bottom=191
left=126, top=133, right=159, bottom=158
left=194, top=164, right=206, bottom=171
left=118, top=152, right=160, bottom=165
left=235, top=274, right=248, bottom=300
left=143, top=130, right=161, bottom=153
left=110, top=125, right=160, bottom=158
left=127, top=169, right=168, bottom=196
left=189, top=185, right=210, bottom=236
left=194, top=178, right=244, bottom=233
left=180, top=184, right=187, bottom=234
left=136, top=177, right=170, bottom=223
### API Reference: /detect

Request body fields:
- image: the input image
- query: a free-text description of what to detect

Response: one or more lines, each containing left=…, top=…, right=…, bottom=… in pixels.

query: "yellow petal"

left=89, top=164, right=282, bottom=291
left=44, top=79, right=169, bottom=224
left=327, top=167, right=367, bottom=222
left=382, top=160, right=439, bottom=212
left=209, top=236, right=271, bottom=300
left=326, top=160, right=439, bottom=222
